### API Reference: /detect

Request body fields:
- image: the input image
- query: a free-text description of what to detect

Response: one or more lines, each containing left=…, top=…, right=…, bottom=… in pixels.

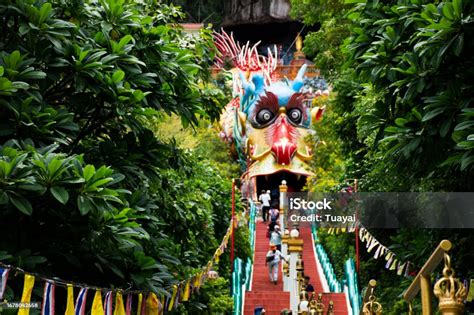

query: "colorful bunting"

left=0, top=267, right=9, bottom=300
left=137, top=293, right=143, bottom=315
left=104, top=291, right=113, bottom=315
left=145, top=292, right=159, bottom=315
left=74, top=287, right=88, bottom=315
left=125, top=293, right=132, bottom=315
left=41, top=281, right=55, bottom=315
left=0, top=217, right=234, bottom=315
left=114, top=292, right=125, bottom=315
left=65, top=284, right=74, bottom=315
left=18, top=274, right=35, bottom=315
left=467, top=279, right=474, bottom=302
left=91, top=290, right=103, bottom=315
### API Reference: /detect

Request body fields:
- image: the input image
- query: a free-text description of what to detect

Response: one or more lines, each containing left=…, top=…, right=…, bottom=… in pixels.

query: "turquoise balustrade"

left=312, top=225, right=361, bottom=315
left=233, top=200, right=258, bottom=314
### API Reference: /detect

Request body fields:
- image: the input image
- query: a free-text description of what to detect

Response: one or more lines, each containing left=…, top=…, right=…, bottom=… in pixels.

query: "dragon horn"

left=292, top=64, right=307, bottom=91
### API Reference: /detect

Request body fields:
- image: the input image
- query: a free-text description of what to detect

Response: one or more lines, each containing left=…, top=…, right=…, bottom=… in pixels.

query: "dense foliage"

left=292, top=0, right=474, bottom=312
left=0, top=0, right=245, bottom=313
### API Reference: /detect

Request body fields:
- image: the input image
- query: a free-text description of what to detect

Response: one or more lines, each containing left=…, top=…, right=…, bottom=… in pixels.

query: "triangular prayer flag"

left=104, top=291, right=113, bottom=315
left=158, top=295, right=165, bottom=315
left=168, top=285, right=178, bottom=311
left=137, top=293, right=143, bottom=315
left=65, top=284, right=74, bottom=315
left=18, top=274, right=35, bottom=315
left=385, top=256, right=393, bottom=269
left=113, top=292, right=125, bottom=315
left=390, top=259, right=398, bottom=271
left=145, top=292, right=159, bottom=315
left=74, top=287, right=88, bottom=315
left=42, top=281, right=55, bottom=315
left=91, top=290, right=103, bottom=315
left=0, top=267, right=9, bottom=300
left=397, top=261, right=407, bottom=276
left=367, top=239, right=379, bottom=253
left=467, top=279, right=474, bottom=302
left=182, top=280, right=190, bottom=302
left=125, top=293, right=132, bottom=315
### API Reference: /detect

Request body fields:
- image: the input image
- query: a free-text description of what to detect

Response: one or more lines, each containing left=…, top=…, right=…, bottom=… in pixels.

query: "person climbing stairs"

left=244, top=219, right=349, bottom=314
left=244, top=221, right=290, bottom=314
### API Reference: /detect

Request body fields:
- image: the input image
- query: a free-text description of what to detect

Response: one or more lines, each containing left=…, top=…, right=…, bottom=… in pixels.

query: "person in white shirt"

left=265, top=244, right=287, bottom=284
left=258, top=190, right=271, bottom=222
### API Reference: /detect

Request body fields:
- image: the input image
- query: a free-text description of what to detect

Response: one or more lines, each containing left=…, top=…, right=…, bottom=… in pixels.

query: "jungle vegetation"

left=291, top=0, right=473, bottom=313
left=0, top=0, right=247, bottom=313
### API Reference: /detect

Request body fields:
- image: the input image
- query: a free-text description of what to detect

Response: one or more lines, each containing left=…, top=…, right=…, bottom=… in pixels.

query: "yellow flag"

left=167, top=285, right=178, bottom=311
left=65, top=284, right=75, bottom=315
left=17, top=274, right=35, bottom=315
left=91, top=290, right=103, bottom=315
left=137, top=293, right=143, bottom=315
left=182, top=281, right=191, bottom=302
left=114, top=292, right=125, bottom=315
left=145, top=292, right=159, bottom=315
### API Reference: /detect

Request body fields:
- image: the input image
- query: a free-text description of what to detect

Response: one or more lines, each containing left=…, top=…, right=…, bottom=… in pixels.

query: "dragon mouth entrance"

left=256, top=171, right=307, bottom=198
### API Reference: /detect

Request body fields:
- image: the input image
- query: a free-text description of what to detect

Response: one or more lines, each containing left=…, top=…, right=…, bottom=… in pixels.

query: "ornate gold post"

left=288, top=236, right=304, bottom=314
left=326, top=301, right=335, bottom=315
left=433, top=253, right=467, bottom=315
left=362, top=279, right=382, bottom=315
left=279, top=180, right=288, bottom=231
left=404, top=240, right=452, bottom=314
left=308, top=293, right=325, bottom=315
left=298, top=255, right=308, bottom=314
left=420, top=275, right=433, bottom=314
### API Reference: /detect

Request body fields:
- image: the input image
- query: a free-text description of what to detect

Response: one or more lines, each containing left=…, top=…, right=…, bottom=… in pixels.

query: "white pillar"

left=289, top=251, right=299, bottom=313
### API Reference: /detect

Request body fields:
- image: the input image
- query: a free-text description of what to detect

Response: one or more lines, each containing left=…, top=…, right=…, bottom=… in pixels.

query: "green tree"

left=0, top=2, right=239, bottom=312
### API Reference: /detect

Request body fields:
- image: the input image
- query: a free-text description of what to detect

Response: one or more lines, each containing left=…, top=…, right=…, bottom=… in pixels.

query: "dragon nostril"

left=271, top=139, right=297, bottom=165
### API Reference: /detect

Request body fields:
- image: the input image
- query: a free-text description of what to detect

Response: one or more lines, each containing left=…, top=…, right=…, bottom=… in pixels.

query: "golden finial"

left=433, top=253, right=467, bottom=314
left=296, top=33, right=303, bottom=52
left=362, top=295, right=383, bottom=314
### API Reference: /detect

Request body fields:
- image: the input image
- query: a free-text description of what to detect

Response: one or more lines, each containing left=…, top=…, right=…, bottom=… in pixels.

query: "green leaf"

left=112, top=70, right=125, bottom=83
left=9, top=193, right=33, bottom=215
left=51, top=186, right=69, bottom=204
left=77, top=195, right=92, bottom=215
left=452, top=0, right=463, bottom=18
left=83, top=165, right=95, bottom=181
left=422, top=108, right=445, bottom=122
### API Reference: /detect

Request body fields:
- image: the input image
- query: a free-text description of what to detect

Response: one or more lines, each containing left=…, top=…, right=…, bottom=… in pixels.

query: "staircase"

left=243, top=219, right=349, bottom=314
left=299, top=226, right=348, bottom=314
left=244, top=220, right=290, bottom=314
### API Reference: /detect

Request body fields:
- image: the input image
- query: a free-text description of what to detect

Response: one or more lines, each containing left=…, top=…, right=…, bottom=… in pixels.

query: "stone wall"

left=223, top=0, right=292, bottom=26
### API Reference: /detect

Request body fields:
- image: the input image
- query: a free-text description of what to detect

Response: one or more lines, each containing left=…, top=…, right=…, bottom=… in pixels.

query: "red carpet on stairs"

left=243, top=219, right=349, bottom=315
left=299, top=226, right=349, bottom=314
left=244, top=220, right=290, bottom=314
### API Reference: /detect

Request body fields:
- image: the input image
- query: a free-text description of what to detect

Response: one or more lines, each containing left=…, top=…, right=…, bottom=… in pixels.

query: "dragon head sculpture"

left=214, top=31, right=327, bottom=198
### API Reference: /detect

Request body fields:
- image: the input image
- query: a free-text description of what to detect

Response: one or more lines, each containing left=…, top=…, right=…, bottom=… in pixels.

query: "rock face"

left=223, top=0, right=291, bottom=26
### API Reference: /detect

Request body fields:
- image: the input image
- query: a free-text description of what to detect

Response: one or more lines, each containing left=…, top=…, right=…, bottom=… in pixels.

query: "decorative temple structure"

left=213, top=30, right=328, bottom=199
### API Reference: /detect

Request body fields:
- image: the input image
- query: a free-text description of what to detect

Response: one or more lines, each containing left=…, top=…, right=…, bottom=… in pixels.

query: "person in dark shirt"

left=304, top=276, right=314, bottom=300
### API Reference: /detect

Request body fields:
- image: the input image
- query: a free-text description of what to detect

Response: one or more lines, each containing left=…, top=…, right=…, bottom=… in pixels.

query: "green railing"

left=312, top=225, right=361, bottom=315
left=344, top=258, right=361, bottom=314
left=232, top=201, right=257, bottom=314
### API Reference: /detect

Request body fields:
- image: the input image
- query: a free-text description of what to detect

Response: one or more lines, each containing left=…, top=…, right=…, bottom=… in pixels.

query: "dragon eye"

left=256, top=109, right=274, bottom=125
left=288, top=108, right=302, bottom=124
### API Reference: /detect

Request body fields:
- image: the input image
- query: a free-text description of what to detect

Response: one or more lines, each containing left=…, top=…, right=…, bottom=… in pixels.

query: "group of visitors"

left=255, top=190, right=316, bottom=315
left=258, top=190, right=285, bottom=284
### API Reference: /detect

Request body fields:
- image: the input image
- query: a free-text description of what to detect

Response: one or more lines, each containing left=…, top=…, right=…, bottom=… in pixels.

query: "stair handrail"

left=312, top=225, right=361, bottom=314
